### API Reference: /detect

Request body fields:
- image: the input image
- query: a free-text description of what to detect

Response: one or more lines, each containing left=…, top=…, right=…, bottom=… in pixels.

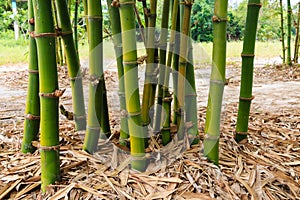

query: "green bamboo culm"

left=55, top=0, right=86, bottom=131
left=51, top=0, right=63, bottom=66
left=118, top=0, right=146, bottom=171
left=235, top=0, right=261, bottom=143
left=106, top=0, right=129, bottom=145
left=154, top=0, right=171, bottom=133
left=21, top=0, right=40, bottom=154
left=203, top=0, right=228, bottom=165
left=294, top=2, right=300, bottom=64
left=161, top=0, right=179, bottom=145
left=74, top=0, right=79, bottom=55
left=141, top=0, right=157, bottom=127
left=185, top=39, right=198, bottom=144
left=287, top=0, right=292, bottom=66
left=32, top=0, right=60, bottom=191
left=279, top=0, right=286, bottom=64
left=83, top=0, right=111, bottom=154
left=176, top=0, right=193, bottom=140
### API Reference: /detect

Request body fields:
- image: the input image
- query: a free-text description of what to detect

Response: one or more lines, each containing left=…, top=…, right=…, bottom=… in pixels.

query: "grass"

left=0, top=38, right=288, bottom=67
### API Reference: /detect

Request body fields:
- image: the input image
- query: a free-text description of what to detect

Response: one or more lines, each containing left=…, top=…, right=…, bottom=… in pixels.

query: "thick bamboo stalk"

left=279, top=0, right=286, bottom=64
left=294, top=2, right=300, bottom=63
left=287, top=0, right=292, bottom=66
left=21, top=0, right=40, bottom=154
left=106, top=0, right=129, bottom=145
left=154, top=0, right=171, bottom=133
left=119, top=0, right=146, bottom=171
left=55, top=0, right=86, bottom=131
left=185, top=39, right=198, bottom=144
left=176, top=0, right=193, bottom=140
left=32, top=0, right=60, bottom=191
left=141, top=0, right=157, bottom=126
left=235, top=0, right=261, bottom=143
left=161, top=0, right=179, bottom=145
left=204, top=0, right=228, bottom=165
left=83, top=0, right=111, bottom=154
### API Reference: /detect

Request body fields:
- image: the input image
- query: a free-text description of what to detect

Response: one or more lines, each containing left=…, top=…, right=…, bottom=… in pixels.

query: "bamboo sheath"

left=235, top=0, right=261, bottom=143
left=204, top=0, right=228, bottom=165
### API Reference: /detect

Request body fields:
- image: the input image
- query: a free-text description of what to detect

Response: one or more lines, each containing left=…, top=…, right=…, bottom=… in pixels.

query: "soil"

left=0, top=61, right=299, bottom=199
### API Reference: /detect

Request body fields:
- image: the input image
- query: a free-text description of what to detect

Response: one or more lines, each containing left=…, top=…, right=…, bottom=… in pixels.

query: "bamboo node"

left=39, top=89, right=66, bottom=99
left=180, top=1, right=193, bottom=7
left=87, top=126, right=101, bottom=131
left=212, top=15, right=228, bottom=23
left=127, top=111, right=141, bottom=117
left=162, top=127, right=171, bottom=131
left=185, top=121, right=194, bottom=130
left=235, top=131, right=248, bottom=136
left=86, top=16, right=103, bottom=20
left=25, top=114, right=40, bottom=120
left=28, top=69, right=39, bottom=74
left=57, top=30, right=73, bottom=37
left=239, top=96, right=255, bottom=101
left=147, top=13, right=157, bottom=18
left=241, top=53, right=255, bottom=57
left=247, top=3, right=262, bottom=7
left=69, top=76, right=82, bottom=81
left=162, top=96, right=173, bottom=102
left=111, top=0, right=120, bottom=7
left=119, top=1, right=135, bottom=7
left=120, top=109, right=128, bottom=117
left=123, top=60, right=138, bottom=66
left=74, top=114, right=86, bottom=120
left=204, top=134, right=220, bottom=141
left=89, top=75, right=102, bottom=86
left=137, top=55, right=147, bottom=65
left=33, top=32, right=57, bottom=38
left=39, top=144, right=60, bottom=152
left=28, top=18, right=34, bottom=25
left=210, top=79, right=225, bottom=85
left=185, top=93, right=197, bottom=97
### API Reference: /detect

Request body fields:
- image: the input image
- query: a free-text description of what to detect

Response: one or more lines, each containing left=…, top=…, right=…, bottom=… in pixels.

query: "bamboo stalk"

left=21, top=0, right=40, bottom=154
left=141, top=0, right=157, bottom=126
left=287, top=0, right=292, bottom=66
left=55, top=0, right=86, bottom=131
left=154, top=0, right=171, bottom=133
left=83, top=0, right=111, bottom=154
left=294, top=2, right=300, bottom=64
left=235, top=0, right=261, bottom=143
left=74, top=0, right=79, bottom=55
left=279, top=0, right=286, bottom=64
left=32, top=0, right=60, bottom=191
left=176, top=0, right=193, bottom=140
left=52, top=0, right=64, bottom=66
left=161, top=0, right=179, bottom=145
left=118, top=0, right=146, bottom=171
left=106, top=0, right=129, bottom=145
left=204, top=0, right=228, bottom=165
left=185, top=38, right=198, bottom=144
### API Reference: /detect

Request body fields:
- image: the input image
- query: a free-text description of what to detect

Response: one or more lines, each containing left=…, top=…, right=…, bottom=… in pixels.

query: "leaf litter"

left=0, top=64, right=299, bottom=199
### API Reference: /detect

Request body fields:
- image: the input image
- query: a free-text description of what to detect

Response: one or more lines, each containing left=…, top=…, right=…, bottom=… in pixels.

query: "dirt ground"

left=0, top=61, right=300, bottom=199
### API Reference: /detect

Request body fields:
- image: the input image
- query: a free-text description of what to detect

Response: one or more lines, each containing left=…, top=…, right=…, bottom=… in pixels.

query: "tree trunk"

left=32, top=0, right=60, bottom=191
left=21, top=0, right=40, bottom=153
left=204, top=0, right=228, bottom=165
left=119, top=0, right=146, bottom=171
left=55, top=0, right=86, bottom=131
left=235, top=0, right=261, bottom=143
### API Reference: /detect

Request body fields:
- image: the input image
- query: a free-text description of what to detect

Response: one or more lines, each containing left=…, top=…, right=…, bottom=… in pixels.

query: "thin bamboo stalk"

left=154, top=0, right=171, bottom=133
left=119, top=0, right=146, bottom=171
left=74, top=0, right=79, bottom=55
left=52, top=0, right=64, bottom=66
left=32, top=0, right=60, bottom=191
left=287, top=0, right=292, bottom=66
left=204, top=0, right=228, bottom=165
left=235, top=0, right=261, bottom=143
left=141, top=0, right=157, bottom=126
left=279, top=0, right=286, bottom=64
left=106, top=0, right=129, bottom=145
left=21, top=0, right=40, bottom=153
left=83, top=0, right=111, bottom=154
left=161, top=0, right=179, bottom=145
left=55, top=0, right=86, bottom=131
left=294, top=2, right=300, bottom=63
left=176, top=0, right=193, bottom=140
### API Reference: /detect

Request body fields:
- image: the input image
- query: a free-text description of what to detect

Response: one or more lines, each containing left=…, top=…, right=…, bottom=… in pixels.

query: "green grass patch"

left=0, top=38, right=28, bottom=66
